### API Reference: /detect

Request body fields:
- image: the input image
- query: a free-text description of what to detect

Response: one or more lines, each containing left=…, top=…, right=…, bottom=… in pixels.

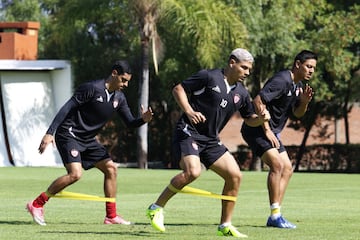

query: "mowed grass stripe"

left=0, top=167, right=359, bottom=240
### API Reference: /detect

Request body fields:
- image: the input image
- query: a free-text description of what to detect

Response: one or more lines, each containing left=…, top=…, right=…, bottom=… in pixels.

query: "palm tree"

left=130, top=0, right=249, bottom=168
left=160, top=0, right=248, bottom=68
left=129, top=0, right=161, bottom=168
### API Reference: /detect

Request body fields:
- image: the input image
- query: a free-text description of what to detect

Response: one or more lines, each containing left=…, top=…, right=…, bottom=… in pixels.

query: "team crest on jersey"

left=113, top=100, right=119, bottom=108
left=192, top=142, right=199, bottom=151
left=234, top=94, right=240, bottom=104
left=70, top=149, right=79, bottom=158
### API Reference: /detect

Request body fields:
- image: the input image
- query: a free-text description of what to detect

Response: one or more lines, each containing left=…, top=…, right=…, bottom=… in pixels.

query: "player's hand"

left=299, top=83, right=314, bottom=104
left=141, top=105, right=153, bottom=123
left=38, top=134, right=55, bottom=154
left=186, top=110, right=206, bottom=124
left=264, top=129, right=280, bottom=149
left=254, top=105, right=271, bottom=124
left=259, top=105, right=271, bottom=122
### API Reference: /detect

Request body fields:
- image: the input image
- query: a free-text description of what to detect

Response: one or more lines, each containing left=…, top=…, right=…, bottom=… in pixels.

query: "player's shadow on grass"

left=42, top=230, right=158, bottom=237
left=138, top=221, right=269, bottom=229
left=134, top=222, right=218, bottom=227
left=242, top=224, right=268, bottom=228
left=0, top=220, right=32, bottom=225
left=42, top=223, right=219, bottom=237
left=140, top=222, right=268, bottom=229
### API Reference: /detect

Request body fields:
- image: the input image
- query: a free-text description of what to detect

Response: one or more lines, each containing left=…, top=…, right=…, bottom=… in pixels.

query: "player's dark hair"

left=294, top=50, right=318, bottom=63
left=112, top=60, right=132, bottom=75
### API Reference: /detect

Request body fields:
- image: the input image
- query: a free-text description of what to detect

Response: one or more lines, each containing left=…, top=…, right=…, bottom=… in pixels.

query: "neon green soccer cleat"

left=146, top=205, right=165, bottom=232
left=217, top=225, right=248, bottom=238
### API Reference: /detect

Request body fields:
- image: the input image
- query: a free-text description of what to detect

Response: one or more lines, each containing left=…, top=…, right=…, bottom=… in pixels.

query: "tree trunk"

left=294, top=102, right=319, bottom=172
left=250, top=156, right=262, bottom=171
left=343, top=81, right=351, bottom=145
left=343, top=82, right=351, bottom=171
left=294, top=125, right=311, bottom=172
left=137, top=39, right=150, bottom=169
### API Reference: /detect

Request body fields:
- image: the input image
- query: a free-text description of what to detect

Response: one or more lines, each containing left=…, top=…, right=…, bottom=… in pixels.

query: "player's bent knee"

left=69, top=172, right=82, bottom=182
left=232, top=171, right=243, bottom=184
left=189, top=171, right=201, bottom=180
left=186, top=168, right=201, bottom=181
left=284, top=165, right=293, bottom=176
left=106, top=162, right=118, bottom=176
left=223, top=169, right=242, bottom=185
left=268, top=159, right=285, bottom=172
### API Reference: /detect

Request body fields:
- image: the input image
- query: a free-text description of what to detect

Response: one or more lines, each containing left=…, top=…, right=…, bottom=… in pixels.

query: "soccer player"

left=241, top=50, right=317, bottom=228
left=26, top=60, right=153, bottom=226
left=146, top=48, right=270, bottom=238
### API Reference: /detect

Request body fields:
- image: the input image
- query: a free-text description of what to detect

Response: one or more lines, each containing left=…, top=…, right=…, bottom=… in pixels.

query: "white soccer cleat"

left=26, top=201, right=46, bottom=226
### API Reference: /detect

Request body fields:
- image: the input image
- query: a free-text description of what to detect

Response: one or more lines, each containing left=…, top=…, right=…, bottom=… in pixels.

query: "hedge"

left=235, top=144, right=360, bottom=173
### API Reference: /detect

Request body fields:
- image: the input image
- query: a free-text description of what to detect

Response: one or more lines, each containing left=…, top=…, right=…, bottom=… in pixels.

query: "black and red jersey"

left=177, top=68, right=254, bottom=140
left=46, top=79, right=144, bottom=139
left=259, top=70, right=302, bottom=134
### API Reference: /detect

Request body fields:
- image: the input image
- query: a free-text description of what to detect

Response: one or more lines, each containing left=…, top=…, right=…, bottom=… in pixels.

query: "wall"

left=0, top=60, right=72, bottom=166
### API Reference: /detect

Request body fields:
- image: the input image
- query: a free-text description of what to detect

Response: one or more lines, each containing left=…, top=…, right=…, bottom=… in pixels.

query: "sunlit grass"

left=0, top=167, right=359, bottom=239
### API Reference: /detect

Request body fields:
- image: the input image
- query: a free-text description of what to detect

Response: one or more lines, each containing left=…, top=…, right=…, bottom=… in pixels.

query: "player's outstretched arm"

left=38, top=134, right=55, bottom=154
left=140, top=105, right=154, bottom=123
left=294, top=84, right=314, bottom=118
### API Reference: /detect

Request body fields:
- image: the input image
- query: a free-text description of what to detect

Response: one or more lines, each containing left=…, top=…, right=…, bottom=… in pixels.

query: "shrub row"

left=235, top=144, right=360, bottom=173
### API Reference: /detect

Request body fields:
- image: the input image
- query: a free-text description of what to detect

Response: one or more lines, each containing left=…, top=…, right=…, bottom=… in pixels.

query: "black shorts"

left=172, top=125, right=228, bottom=169
left=55, top=131, right=110, bottom=170
left=241, top=124, right=286, bottom=158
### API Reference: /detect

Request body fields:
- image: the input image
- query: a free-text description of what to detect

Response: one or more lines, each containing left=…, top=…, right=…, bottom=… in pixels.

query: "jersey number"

left=220, top=99, right=228, bottom=108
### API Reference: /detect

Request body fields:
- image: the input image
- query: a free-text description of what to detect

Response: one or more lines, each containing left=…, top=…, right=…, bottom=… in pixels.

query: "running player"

left=241, top=50, right=317, bottom=228
left=26, top=60, right=153, bottom=226
left=146, top=48, right=270, bottom=238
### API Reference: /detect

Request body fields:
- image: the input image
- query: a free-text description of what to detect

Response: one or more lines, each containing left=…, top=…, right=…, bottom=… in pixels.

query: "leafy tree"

left=42, top=0, right=139, bottom=84
left=0, top=0, right=50, bottom=54
left=1, top=0, right=41, bottom=21
left=312, top=5, right=360, bottom=143
left=292, top=4, right=360, bottom=171
left=232, top=0, right=329, bottom=96
left=160, top=0, right=248, bottom=68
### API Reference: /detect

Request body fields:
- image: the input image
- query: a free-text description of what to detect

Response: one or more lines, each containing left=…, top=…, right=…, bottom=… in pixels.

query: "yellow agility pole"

left=51, top=191, right=115, bottom=202
left=168, top=184, right=237, bottom=201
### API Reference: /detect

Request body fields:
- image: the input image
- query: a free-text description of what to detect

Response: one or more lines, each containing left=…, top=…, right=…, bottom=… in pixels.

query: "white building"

left=0, top=60, right=72, bottom=166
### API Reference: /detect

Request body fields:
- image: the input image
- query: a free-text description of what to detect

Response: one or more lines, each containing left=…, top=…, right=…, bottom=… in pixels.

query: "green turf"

left=0, top=167, right=359, bottom=239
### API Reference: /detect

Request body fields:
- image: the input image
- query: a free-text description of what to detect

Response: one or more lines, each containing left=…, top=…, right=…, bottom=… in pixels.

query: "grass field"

left=0, top=167, right=359, bottom=240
